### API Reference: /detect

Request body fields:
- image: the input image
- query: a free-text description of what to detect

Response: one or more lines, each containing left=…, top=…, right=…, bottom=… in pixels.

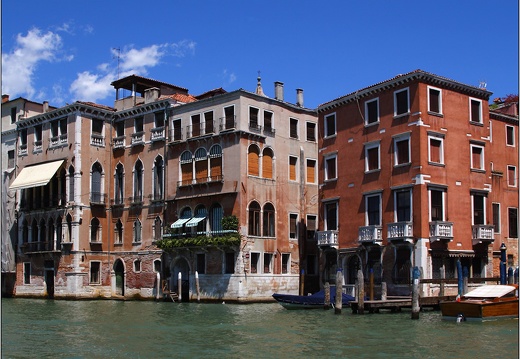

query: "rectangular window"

left=204, top=111, right=214, bottom=134
left=325, top=202, right=338, bottom=230
left=250, top=252, right=259, bottom=274
left=507, top=166, right=517, bottom=187
left=225, top=252, right=235, bottom=274
left=290, top=118, right=298, bottom=139
left=324, top=113, right=336, bottom=137
left=223, top=106, right=235, bottom=130
left=430, top=189, right=444, bottom=221
left=7, top=150, right=14, bottom=169
left=493, top=203, right=500, bottom=233
left=135, top=117, right=143, bottom=133
left=289, top=156, right=298, bottom=181
left=470, top=144, right=484, bottom=170
left=90, top=261, right=101, bottom=284
left=365, top=98, right=379, bottom=125
left=365, top=142, right=380, bottom=172
left=394, top=88, right=409, bottom=116
left=366, top=194, right=381, bottom=226
left=92, top=119, right=104, bottom=135
left=289, top=213, right=298, bottom=239
left=428, top=87, right=442, bottom=114
left=470, top=98, right=482, bottom=124
left=263, top=253, right=273, bottom=273
left=115, top=121, right=124, bottom=137
left=324, top=155, right=337, bottom=180
left=20, top=128, right=28, bottom=146
left=249, top=107, right=260, bottom=130
left=394, top=135, right=410, bottom=165
left=306, top=215, right=317, bottom=240
left=472, top=193, right=485, bottom=225
left=264, top=111, right=274, bottom=133
left=428, top=135, right=444, bottom=164
left=506, top=125, right=515, bottom=146
left=306, top=159, right=316, bottom=183
left=306, top=122, right=316, bottom=142
left=197, top=253, right=206, bottom=274
left=24, top=263, right=31, bottom=284
left=191, top=114, right=201, bottom=137
left=307, top=255, right=317, bottom=275
left=171, top=119, right=182, bottom=141
left=509, top=208, right=518, bottom=238
left=281, top=253, right=290, bottom=274
left=395, top=189, right=411, bottom=222
left=134, top=260, right=141, bottom=273
left=11, top=107, right=17, bottom=124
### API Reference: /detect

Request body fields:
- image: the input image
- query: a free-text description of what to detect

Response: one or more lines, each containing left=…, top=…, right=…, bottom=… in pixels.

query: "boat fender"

left=456, top=313, right=466, bottom=323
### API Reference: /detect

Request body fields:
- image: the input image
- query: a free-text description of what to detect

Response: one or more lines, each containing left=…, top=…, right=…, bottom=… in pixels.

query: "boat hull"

left=440, top=299, right=519, bottom=320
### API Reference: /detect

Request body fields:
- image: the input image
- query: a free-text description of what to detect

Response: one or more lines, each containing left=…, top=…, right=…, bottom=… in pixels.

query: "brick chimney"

left=2, top=94, right=9, bottom=103
left=296, top=89, right=304, bottom=107
left=144, top=87, right=160, bottom=104
left=274, top=82, right=284, bottom=101
left=43, top=101, right=49, bottom=113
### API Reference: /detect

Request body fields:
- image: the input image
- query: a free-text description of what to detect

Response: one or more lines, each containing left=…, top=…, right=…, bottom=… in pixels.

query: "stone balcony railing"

left=472, top=224, right=495, bottom=245
left=131, top=132, right=145, bottom=146
left=358, top=225, right=383, bottom=244
left=316, top=230, right=338, bottom=247
left=429, top=221, right=454, bottom=242
left=387, top=222, right=413, bottom=242
left=150, top=127, right=166, bottom=142
left=91, top=133, right=105, bottom=147
left=113, top=135, right=125, bottom=149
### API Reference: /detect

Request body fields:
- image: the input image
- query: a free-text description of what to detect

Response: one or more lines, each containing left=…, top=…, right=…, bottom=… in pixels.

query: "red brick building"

left=316, top=70, right=518, bottom=296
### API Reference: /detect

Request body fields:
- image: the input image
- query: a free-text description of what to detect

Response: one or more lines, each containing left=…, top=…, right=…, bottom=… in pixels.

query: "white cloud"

left=1, top=28, right=67, bottom=98
left=69, top=71, right=114, bottom=102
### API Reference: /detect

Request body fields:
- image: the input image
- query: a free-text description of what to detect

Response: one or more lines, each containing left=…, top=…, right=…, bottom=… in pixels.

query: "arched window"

left=133, top=159, right=143, bottom=201
left=187, top=206, right=207, bottom=234
left=248, top=201, right=261, bottom=236
left=209, top=145, right=223, bottom=181
left=91, top=162, right=103, bottom=203
left=209, top=203, right=223, bottom=234
left=68, top=165, right=75, bottom=202
left=114, top=163, right=124, bottom=205
left=66, top=214, right=72, bottom=243
left=180, top=151, right=193, bottom=186
left=194, top=148, right=208, bottom=183
left=90, top=218, right=100, bottom=242
left=262, top=148, right=274, bottom=179
left=248, top=144, right=260, bottom=176
left=154, top=216, right=162, bottom=241
left=153, top=156, right=164, bottom=200
left=263, top=203, right=275, bottom=237
left=115, top=219, right=123, bottom=244
left=133, top=219, right=142, bottom=243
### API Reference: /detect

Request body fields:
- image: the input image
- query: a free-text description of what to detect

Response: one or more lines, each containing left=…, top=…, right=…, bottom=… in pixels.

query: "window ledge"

left=427, top=111, right=444, bottom=118
left=324, top=134, right=337, bottom=140
left=469, top=121, right=484, bottom=127
left=364, top=121, right=379, bottom=128
left=470, top=168, right=486, bottom=173
left=394, top=162, right=411, bottom=168
left=393, top=112, right=410, bottom=120
left=324, top=178, right=338, bottom=183
left=364, top=169, right=381, bottom=174
left=132, top=241, right=141, bottom=245
left=428, top=162, right=445, bottom=167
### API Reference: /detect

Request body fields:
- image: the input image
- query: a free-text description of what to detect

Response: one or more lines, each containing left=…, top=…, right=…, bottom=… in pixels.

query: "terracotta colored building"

left=316, top=70, right=518, bottom=296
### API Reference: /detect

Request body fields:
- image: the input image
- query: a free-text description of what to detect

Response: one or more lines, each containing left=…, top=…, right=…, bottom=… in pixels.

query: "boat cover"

left=464, top=285, right=516, bottom=298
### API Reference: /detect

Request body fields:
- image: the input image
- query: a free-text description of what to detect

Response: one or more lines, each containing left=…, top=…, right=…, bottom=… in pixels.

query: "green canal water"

left=1, top=298, right=518, bottom=359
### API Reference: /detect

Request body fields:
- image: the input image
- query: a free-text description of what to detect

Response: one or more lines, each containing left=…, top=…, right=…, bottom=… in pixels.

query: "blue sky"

left=2, top=0, right=518, bottom=109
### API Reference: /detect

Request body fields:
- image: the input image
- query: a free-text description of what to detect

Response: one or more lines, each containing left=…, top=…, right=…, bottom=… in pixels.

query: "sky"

left=1, top=0, right=518, bottom=109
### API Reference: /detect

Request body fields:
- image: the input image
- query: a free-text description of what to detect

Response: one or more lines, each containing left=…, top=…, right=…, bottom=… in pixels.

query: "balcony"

left=129, top=195, right=144, bottom=206
left=149, top=193, right=164, bottom=203
left=387, top=222, right=413, bottom=242
left=151, top=127, right=166, bottom=142
left=264, top=127, right=276, bottom=136
left=169, top=130, right=183, bottom=143
left=131, top=132, right=145, bottom=146
left=187, top=121, right=214, bottom=139
left=90, top=192, right=107, bottom=206
left=219, top=116, right=236, bottom=132
left=177, top=175, right=224, bottom=188
left=18, top=144, right=28, bottom=156
left=110, top=197, right=125, bottom=207
left=90, top=133, right=105, bottom=147
left=429, top=221, right=453, bottom=242
left=21, top=241, right=59, bottom=254
left=249, top=123, right=262, bottom=133
left=472, top=225, right=495, bottom=245
left=358, top=225, right=383, bottom=244
left=50, top=134, right=67, bottom=148
left=33, top=140, right=43, bottom=153
left=316, top=230, right=338, bottom=248
left=113, top=135, right=125, bottom=149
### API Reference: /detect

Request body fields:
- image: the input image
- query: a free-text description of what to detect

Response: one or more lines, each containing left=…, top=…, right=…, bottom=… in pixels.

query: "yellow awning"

left=9, top=160, right=64, bottom=191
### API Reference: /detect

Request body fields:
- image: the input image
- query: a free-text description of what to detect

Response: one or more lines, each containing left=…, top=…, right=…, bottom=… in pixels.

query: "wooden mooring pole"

left=369, top=269, right=374, bottom=301
left=335, top=269, right=343, bottom=314
left=411, top=266, right=420, bottom=320
left=195, top=271, right=200, bottom=302
left=357, top=270, right=364, bottom=314
left=324, top=282, right=331, bottom=310
left=381, top=282, right=387, bottom=301
left=178, top=272, right=182, bottom=302
left=439, top=266, right=445, bottom=297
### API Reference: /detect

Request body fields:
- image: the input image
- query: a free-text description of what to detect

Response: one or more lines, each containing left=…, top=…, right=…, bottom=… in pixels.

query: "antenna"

left=113, top=47, right=121, bottom=79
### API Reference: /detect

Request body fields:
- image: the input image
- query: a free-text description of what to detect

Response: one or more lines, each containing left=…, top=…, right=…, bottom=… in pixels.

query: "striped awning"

left=9, top=160, right=64, bottom=191
left=171, top=216, right=191, bottom=228
left=185, top=214, right=207, bottom=227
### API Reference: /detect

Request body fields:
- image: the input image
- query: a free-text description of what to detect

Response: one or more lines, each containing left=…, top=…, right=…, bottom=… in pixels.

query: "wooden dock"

left=350, top=295, right=458, bottom=313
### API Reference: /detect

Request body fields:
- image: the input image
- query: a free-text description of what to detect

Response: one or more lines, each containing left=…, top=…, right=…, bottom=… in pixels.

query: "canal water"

left=1, top=298, right=518, bottom=359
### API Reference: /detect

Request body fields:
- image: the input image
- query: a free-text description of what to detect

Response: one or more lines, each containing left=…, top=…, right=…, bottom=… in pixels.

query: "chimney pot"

left=2, top=94, right=9, bottom=103
left=296, top=88, right=304, bottom=107
left=274, top=82, right=284, bottom=101
left=144, top=87, right=160, bottom=104
left=43, top=101, right=49, bottom=112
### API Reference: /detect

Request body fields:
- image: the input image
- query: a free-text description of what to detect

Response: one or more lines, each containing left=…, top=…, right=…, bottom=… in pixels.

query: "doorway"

left=172, top=257, right=190, bottom=302
left=114, top=259, right=125, bottom=296
left=45, top=270, right=55, bottom=298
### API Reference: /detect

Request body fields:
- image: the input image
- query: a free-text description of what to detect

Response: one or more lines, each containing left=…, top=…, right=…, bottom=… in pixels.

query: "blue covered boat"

left=272, top=286, right=355, bottom=309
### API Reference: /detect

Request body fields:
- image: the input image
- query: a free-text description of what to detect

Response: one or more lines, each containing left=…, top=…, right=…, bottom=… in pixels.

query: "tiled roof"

left=160, top=93, right=198, bottom=103
left=76, top=101, right=116, bottom=112
left=195, top=88, right=227, bottom=100
left=111, top=74, right=189, bottom=93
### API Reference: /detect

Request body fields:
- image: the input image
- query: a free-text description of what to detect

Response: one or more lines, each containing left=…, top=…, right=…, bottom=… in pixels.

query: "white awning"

left=185, top=214, right=207, bottom=227
left=171, top=217, right=191, bottom=228
left=9, top=160, right=64, bottom=191
left=464, top=285, right=516, bottom=298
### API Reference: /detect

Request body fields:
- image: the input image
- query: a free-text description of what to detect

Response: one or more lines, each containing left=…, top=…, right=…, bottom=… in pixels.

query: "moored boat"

left=439, top=284, right=519, bottom=321
left=272, top=286, right=355, bottom=310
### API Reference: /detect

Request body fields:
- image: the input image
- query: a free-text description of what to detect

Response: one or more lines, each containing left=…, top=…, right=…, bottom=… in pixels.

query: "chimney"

left=274, top=81, right=284, bottom=101
left=2, top=94, right=9, bottom=103
left=43, top=101, right=49, bottom=113
left=296, top=88, right=304, bottom=107
left=144, top=87, right=160, bottom=104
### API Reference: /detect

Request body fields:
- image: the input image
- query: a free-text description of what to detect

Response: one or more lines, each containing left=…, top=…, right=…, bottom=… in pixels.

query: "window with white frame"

left=429, top=187, right=445, bottom=221
left=90, top=217, right=101, bottom=242
left=492, top=203, right=500, bottom=233
left=153, top=216, right=162, bottom=241
left=306, top=159, right=317, bottom=183
left=135, top=117, right=144, bottom=133
left=306, top=215, right=317, bottom=240
left=134, top=260, right=141, bottom=273
left=91, top=118, right=104, bottom=146
left=114, top=163, right=124, bottom=205
left=133, top=219, right=142, bottom=243
left=263, top=253, right=273, bottom=273
left=365, top=98, right=379, bottom=125
left=289, top=156, right=298, bottom=181
left=469, top=98, right=482, bottom=124
left=324, top=154, right=337, bottom=180
left=133, top=159, right=144, bottom=201
left=365, top=193, right=381, bottom=226
left=263, top=203, right=275, bottom=237
left=290, top=118, right=299, bottom=139
left=365, top=141, right=380, bottom=172
left=248, top=201, right=261, bottom=236
left=115, top=219, right=123, bottom=244
left=289, top=213, right=298, bottom=239
left=249, top=106, right=260, bottom=131
left=90, top=261, right=101, bottom=284
left=506, top=125, right=515, bottom=146
left=394, top=133, right=411, bottom=166
left=428, top=86, right=442, bottom=114
left=394, top=189, right=412, bottom=222
left=507, top=165, right=517, bottom=187
left=470, top=144, right=485, bottom=170
left=306, top=122, right=316, bottom=142
left=264, top=110, right=274, bottom=134
left=428, top=134, right=444, bottom=164
left=394, top=88, right=410, bottom=117
left=154, top=259, right=161, bottom=273
left=204, top=111, right=214, bottom=134
left=7, top=150, right=14, bottom=169
left=508, top=208, right=518, bottom=238
left=324, top=113, right=336, bottom=137
left=325, top=201, right=338, bottom=231
left=250, top=252, right=260, bottom=274
left=281, top=253, right=290, bottom=274
left=472, top=192, right=486, bottom=225
left=171, top=119, right=182, bottom=141
left=153, top=156, right=164, bottom=200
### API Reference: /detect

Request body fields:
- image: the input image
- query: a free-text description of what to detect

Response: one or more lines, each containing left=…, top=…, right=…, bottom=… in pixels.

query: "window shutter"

left=210, top=157, right=222, bottom=179
left=248, top=147, right=260, bottom=176
left=262, top=150, right=273, bottom=179
left=289, top=157, right=297, bottom=181
left=307, top=160, right=315, bottom=183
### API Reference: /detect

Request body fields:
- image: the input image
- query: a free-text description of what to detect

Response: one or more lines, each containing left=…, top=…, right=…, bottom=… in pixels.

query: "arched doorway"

left=172, top=257, right=190, bottom=302
left=114, top=259, right=125, bottom=296
left=346, top=255, right=361, bottom=285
